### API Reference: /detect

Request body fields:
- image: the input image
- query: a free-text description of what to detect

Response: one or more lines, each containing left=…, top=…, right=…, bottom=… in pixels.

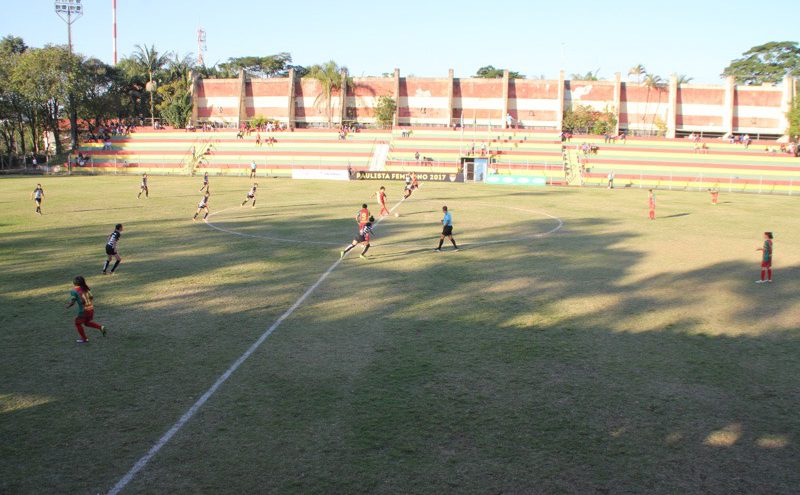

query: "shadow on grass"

left=0, top=207, right=798, bottom=495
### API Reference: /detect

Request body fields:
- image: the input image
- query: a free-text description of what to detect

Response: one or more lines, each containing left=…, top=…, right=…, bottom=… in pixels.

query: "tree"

left=628, top=64, right=646, bottom=84
left=643, top=74, right=666, bottom=132
left=133, top=44, right=172, bottom=126
left=722, top=41, right=800, bottom=85
left=562, top=105, right=617, bottom=134
left=788, top=97, right=800, bottom=139
left=570, top=70, right=600, bottom=81
left=474, top=65, right=525, bottom=79
left=374, top=96, right=396, bottom=128
left=219, top=53, right=299, bottom=78
left=11, top=45, right=75, bottom=155
left=305, top=61, right=348, bottom=127
left=675, top=74, right=693, bottom=85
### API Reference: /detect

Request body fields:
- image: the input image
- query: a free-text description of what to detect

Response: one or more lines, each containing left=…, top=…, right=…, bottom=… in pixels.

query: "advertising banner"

left=291, top=169, right=351, bottom=181
left=351, top=171, right=464, bottom=183
left=485, top=175, right=548, bottom=186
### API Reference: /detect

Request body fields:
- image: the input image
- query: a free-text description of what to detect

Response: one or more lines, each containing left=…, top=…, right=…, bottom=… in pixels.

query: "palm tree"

left=675, top=74, right=693, bottom=85
left=569, top=70, right=600, bottom=81
left=643, top=74, right=666, bottom=133
left=628, top=64, right=647, bottom=84
left=133, top=44, right=172, bottom=126
left=305, top=61, right=347, bottom=127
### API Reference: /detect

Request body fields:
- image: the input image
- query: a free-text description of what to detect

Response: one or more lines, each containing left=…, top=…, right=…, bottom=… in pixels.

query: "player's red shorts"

left=761, top=260, right=772, bottom=268
left=75, top=309, right=95, bottom=324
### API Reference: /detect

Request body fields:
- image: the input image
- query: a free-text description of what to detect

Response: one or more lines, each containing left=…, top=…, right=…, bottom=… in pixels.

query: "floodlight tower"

left=54, top=0, right=84, bottom=56
left=197, top=27, right=207, bottom=66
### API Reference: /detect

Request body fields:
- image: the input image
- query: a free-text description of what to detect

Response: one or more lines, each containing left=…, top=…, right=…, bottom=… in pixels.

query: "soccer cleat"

left=76, top=339, right=88, bottom=344
left=359, top=254, right=367, bottom=259
left=340, top=251, right=345, bottom=259
left=100, top=326, right=107, bottom=337
left=454, top=248, right=459, bottom=251
left=767, top=280, right=773, bottom=283
left=434, top=248, right=441, bottom=252
left=755, top=280, right=765, bottom=284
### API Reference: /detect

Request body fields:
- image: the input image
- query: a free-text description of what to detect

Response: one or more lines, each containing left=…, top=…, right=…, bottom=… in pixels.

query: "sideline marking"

left=106, top=198, right=404, bottom=495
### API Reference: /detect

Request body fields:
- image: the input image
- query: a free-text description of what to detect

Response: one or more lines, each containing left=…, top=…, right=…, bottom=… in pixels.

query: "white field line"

left=106, top=198, right=405, bottom=495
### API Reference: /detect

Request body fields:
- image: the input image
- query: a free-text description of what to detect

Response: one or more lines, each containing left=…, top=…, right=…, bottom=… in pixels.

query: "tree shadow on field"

left=161, top=214, right=799, bottom=495
left=0, top=209, right=799, bottom=495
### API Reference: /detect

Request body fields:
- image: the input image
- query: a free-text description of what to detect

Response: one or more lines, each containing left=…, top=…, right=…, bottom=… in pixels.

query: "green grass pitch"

left=1, top=175, right=798, bottom=494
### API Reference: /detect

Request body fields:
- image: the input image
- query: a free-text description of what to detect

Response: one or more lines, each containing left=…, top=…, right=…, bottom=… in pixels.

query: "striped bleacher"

left=77, top=129, right=391, bottom=177
left=571, top=136, right=800, bottom=194
left=385, top=127, right=566, bottom=182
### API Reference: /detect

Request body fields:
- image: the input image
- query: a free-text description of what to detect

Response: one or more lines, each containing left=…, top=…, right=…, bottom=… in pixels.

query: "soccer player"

left=377, top=186, right=389, bottom=216
left=102, top=224, right=123, bottom=275
left=200, top=172, right=209, bottom=192
left=340, top=216, right=374, bottom=259
left=403, top=174, right=413, bottom=199
left=137, top=173, right=149, bottom=199
left=648, top=189, right=656, bottom=220
left=30, top=183, right=44, bottom=215
left=709, top=188, right=719, bottom=205
left=250, top=161, right=257, bottom=179
left=435, top=205, right=459, bottom=252
left=411, top=172, right=419, bottom=190
left=193, top=192, right=210, bottom=221
left=241, top=183, right=257, bottom=208
left=756, top=232, right=774, bottom=283
left=66, top=276, right=106, bottom=343
left=356, top=203, right=371, bottom=230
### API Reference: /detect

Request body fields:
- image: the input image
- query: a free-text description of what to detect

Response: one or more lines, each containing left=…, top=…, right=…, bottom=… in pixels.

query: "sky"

left=2, top=0, right=799, bottom=83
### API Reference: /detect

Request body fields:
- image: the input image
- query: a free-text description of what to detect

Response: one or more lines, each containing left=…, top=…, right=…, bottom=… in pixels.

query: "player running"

left=102, top=224, right=123, bottom=275
left=377, top=186, right=389, bottom=216
left=66, top=276, right=106, bottom=343
left=434, top=205, right=459, bottom=252
left=341, top=216, right=375, bottom=259
left=648, top=189, right=656, bottom=220
left=193, top=192, right=210, bottom=221
left=403, top=174, right=414, bottom=199
left=137, top=173, right=149, bottom=199
left=30, top=183, right=44, bottom=215
left=241, top=183, right=258, bottom=208
left=356, top=203, right=371, bottom=230
left=756, top=232, right=774, bottom=283
left=200, top=172, right=209, bottom=192
left=411, top=172, right=419, bottom=190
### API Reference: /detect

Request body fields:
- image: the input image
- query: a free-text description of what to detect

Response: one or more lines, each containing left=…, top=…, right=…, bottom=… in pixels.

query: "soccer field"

left=1, top=175, right=798, bottom=494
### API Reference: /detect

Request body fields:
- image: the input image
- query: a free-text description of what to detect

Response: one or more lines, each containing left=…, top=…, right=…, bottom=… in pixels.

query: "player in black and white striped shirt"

left=340, top=216, right=374, bottom=259
left=102, top=224, right=124, bottom=274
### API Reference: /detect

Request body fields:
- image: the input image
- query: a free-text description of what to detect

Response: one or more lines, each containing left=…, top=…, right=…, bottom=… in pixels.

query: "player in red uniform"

left=756, top=232, right=773, bottom=283
left=341, top=216, right=375, bottom=259
left=377, top=187, right=389, bottom=216
left=66, top=276, right=106, bottom=343
left=709, top=188, right=719, bottom=205
left=411, top=172, right=419, bottom=190
left=356, top=203, right=371, bottom=230
left=648, top=189, right=656, bottom=220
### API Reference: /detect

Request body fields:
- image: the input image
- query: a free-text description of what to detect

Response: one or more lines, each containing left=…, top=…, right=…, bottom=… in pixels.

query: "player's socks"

left=451, top=239, right=458, bottom=250
left=437, top=239, right=444, bottom=249
left=767, top=269, right=772, bottom=281
left=75, top=324, right=88, bottom=341
left=252, top=200, right=256, bottom=207
left=111, top=260, right=120, bottom=273
left=361, top=245, right=370, bottom=255
left=102, top=260, right=110, bottom=273
left=343, top=245, right=355, bottom=255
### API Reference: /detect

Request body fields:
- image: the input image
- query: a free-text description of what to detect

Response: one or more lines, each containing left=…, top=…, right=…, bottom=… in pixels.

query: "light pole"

left=54, top=0, right=83, bottom=56
left=55, top=0, right=84, bottom=152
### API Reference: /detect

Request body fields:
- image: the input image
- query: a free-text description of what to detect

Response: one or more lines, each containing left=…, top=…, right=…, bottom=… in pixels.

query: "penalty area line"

left=107, top=199, right=405, bottom=495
